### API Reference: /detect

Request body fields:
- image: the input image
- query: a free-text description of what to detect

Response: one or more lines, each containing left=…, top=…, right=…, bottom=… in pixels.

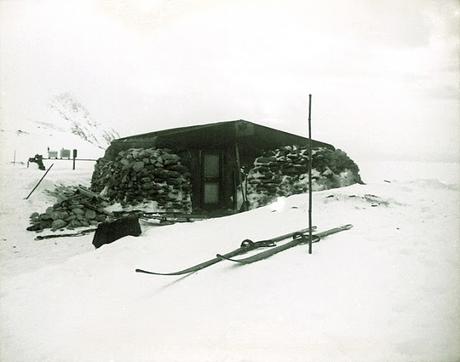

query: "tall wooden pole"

left=308, top=94, right=313, bottom=254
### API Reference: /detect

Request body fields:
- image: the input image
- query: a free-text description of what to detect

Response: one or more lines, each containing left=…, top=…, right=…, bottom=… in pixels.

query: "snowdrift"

left=0, top=160, right=459, bottom=361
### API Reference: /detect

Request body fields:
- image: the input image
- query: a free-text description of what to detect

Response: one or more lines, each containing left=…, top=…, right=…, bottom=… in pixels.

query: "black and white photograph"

left=0, top=1, right=459, bottom=361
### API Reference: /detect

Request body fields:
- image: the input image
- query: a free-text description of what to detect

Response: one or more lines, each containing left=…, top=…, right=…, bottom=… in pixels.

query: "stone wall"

left=91, top=147, right=192, bottom=212
left=246, top=146, right=362, bottom=208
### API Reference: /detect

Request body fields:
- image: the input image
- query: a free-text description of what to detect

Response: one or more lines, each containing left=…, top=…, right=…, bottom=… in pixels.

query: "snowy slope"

left=48, top=93, right=119, bottom=150
left=0, top=160, right=459, bottom=362
left=0, top=92, right=118, bottom=164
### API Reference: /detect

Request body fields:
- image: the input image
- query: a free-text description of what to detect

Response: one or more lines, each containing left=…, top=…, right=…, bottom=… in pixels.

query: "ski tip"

left=135, top=268, right=188, bottom=276
left=135, top=268, right=158, bottom=274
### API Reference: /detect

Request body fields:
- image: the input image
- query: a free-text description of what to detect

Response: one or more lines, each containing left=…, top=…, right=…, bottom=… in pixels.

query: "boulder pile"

left=91, top=147, right=192, bottom=212
left=27, top=185, right=110, bottom=232
left=246, top=146, right=362, bottom=208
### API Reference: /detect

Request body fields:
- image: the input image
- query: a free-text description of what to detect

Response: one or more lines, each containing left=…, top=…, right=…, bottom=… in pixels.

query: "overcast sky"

left=0, top=0, right=459, bottom=162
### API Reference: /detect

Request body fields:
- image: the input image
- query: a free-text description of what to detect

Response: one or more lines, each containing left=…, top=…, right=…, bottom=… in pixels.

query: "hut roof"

left=111, top=120, right=334, bottom=151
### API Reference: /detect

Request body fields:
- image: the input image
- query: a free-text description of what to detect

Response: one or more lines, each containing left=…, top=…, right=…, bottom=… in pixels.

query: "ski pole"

left=25, top=163, right=54, bottom=200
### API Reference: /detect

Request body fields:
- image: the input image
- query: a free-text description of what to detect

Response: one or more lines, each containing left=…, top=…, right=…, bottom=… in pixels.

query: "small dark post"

left=308, top=94, right=313, bottom=254
left=72, top=149, right=77, bottom=170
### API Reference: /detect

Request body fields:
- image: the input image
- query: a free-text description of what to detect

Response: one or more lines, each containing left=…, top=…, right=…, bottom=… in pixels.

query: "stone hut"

left=96, top=120, right=341, bottom=214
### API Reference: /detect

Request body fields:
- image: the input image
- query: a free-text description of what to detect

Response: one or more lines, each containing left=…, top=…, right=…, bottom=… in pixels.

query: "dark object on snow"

left=92, top=215, right=142, bottom=249
left=25, top=163, right=54, bottom=200
left=28, top=154, right=46, bottom=170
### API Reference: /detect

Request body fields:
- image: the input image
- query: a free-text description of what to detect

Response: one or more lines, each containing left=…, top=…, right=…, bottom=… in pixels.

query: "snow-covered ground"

left=0, top=159, right=459, bottom=362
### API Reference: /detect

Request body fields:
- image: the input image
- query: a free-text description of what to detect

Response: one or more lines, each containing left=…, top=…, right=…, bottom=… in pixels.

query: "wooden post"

left=13, top=150, right=16, bottom=165
left=234, top=142, right=246, bottom=211
left=72, top=149, right=77, bottom=170
left=308, top=94, right=313, bottom=254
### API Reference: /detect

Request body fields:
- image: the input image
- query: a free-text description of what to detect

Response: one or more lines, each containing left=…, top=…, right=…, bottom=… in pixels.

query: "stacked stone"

left=28, top=188, right=110, bottom=232
left=91, top=158, right=112, bottom=193
left=246, top=146, right=361, bottom=208
left=91, top=147, right=192, bottom=212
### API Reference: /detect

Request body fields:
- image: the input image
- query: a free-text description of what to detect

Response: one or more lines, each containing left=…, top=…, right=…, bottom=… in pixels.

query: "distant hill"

left=0, top=93, right=118, bottom=163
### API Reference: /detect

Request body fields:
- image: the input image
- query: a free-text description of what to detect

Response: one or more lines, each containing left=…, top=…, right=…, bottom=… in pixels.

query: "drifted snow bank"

left=0, top=161, right=459, bottom=362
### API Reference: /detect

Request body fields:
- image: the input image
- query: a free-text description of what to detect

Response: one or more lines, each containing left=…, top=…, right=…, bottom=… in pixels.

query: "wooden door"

left=201, top=151, right=222, bottom=208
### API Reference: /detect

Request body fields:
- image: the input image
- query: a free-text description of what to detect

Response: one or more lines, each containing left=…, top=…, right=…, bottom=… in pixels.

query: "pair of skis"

left=135, top=224, right=352, bottom=276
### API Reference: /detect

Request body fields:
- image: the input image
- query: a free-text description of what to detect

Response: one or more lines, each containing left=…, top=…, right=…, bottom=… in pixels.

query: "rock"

left=152, top=169, right=163, bottom=177
left=96, top=214, right=107, bottom=222
left=27, top=224, right=42, bottom=231
left=167, top=164, right=188, bottom=173
left=252, top=166, right=270, bottom=173
left=51, top=219, right=67, bottom=230
left=255, top=156, right=276, bottom=165
left=85, top=209, right=97, bottom=219
left=162, top=154, right=180, bottom=165
left=166, top=170, right=180, bottom=178
left=142, top=183, right=153, bottom=190
left=40, top=220, right=53, bottom=229
left=132, top=161, right=144, bottom=172
left=30, top=212, right=40, bottom=221
left=72, top=208, right=85, bottom=215
left=40, top=213, right=53, bottom=221
left=120, top=158, right=130, bottom=167
left=141, top=177, right=152, bottom=183
left=166, top=178, right=182, bottom=185
left=69, top=219, right=82, bottom=227
left=51, top=211, right=62, bottom=220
